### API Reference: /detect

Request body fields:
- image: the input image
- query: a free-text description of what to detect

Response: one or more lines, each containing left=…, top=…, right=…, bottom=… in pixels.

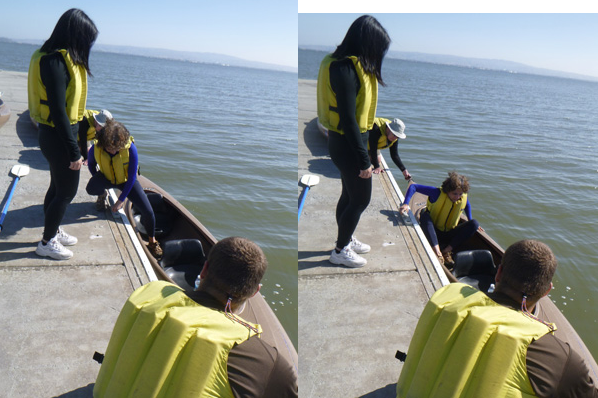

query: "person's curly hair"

left=441, top=171, right=470, bottom=193
left=95, top=119, right=130, bottom=150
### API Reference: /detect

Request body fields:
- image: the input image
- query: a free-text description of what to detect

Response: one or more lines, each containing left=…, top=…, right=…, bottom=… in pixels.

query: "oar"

left=0, top=164, right=30, bottom=232
left=298, top=174, right=320, bottom=221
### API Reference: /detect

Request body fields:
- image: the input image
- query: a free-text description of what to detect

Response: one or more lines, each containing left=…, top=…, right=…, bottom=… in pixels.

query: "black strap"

left=395, top=350, right=407, bottom=362
left=93, top=351, right=105, bottom=364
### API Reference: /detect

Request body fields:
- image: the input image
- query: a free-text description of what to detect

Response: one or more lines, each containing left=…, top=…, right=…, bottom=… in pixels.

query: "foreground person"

left=93, top=237, right=298, bottom=397
left=317, top=15, right=391, bottom=268
left=28, top=8, right=98, bottom=260
left=400, top=171, right=480, bottom=266
left=86, top=119, right=162, bottom=258
left=397, top=240, right=598, bottom=397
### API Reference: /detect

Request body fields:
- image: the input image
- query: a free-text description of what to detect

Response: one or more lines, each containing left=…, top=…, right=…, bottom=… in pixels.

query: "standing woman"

left=28, top=9, right=98, bottom=260
left=317, top=15, right=391, bottom=268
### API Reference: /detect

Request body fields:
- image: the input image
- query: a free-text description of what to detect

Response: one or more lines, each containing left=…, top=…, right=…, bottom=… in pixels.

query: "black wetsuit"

left=327, top=58, right=373, bottom=249
left=37, top=52, right=82, bottom=242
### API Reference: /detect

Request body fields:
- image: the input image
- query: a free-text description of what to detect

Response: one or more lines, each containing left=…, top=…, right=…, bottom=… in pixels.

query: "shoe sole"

left=329, top=257, right=367, bottom=268
left=35, top=248, right=73, bottom=260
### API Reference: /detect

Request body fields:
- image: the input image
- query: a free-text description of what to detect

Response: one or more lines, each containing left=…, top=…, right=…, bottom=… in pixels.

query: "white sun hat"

left=93, top=109, right=113, bottom=127
left=386, top=118, right=406, bottom=139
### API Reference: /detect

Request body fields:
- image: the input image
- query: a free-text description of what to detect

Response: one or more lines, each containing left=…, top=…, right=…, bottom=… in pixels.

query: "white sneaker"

left=329, top=247, right=367, bottom=268
left=56, top=227, right=78, bottom=246
left=36, top=237, right=73, bottom=260
left=350, top=236, right=371, bottom=254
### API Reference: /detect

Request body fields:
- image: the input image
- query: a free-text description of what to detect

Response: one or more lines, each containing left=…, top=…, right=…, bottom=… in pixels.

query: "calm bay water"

left=1, top=41, right=298, bottom=347
left=301, top=49, right=598, bottom=355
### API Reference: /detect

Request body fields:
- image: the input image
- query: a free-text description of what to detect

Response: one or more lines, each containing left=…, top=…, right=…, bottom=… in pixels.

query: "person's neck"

left=494, top=284, right=539, bottom=313
left=197, top=285, right=245, bottom=314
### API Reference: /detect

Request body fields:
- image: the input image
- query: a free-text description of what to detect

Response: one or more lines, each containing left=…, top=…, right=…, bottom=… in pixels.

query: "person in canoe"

left=397, top=239, right=598, bottom=397
left=317, top=15, right=391, bottom=268
left=28, top=8, right=98, bottom=260
left=85, top=119, right=163, bottom=258
left=368, top=117, right=411, bottom=179
left=93, top=237, right=298, bottom=397
left=399, top=171, right=480, bottom=266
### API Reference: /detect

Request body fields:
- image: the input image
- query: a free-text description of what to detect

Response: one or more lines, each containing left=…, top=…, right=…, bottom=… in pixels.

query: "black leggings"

left=328, top=131, right=372, bottom=249
left=39, top=124, right=80, bottom=242
left=86, top=173, right=156, bottom=238
left=420, top=210, right=480, bottom=251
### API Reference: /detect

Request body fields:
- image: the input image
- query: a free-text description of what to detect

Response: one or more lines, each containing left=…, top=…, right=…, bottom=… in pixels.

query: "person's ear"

left=251, top=283, right=262, bottom=298
left=494, top=264, right=503, bottom=283
left=199, top=260, right=209, bottom=279
left=542, top=282, right=553, bottom=298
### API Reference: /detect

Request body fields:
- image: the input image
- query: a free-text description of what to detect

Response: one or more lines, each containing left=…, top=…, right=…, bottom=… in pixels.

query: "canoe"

left=406, top=181, right=598, bottom=379
left=0, top=93, right=10, bottom=130
left=122, top=174, right=298, bottom=373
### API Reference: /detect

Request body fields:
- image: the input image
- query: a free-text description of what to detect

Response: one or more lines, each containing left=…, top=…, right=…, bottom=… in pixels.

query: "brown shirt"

left=488, top=292, right=598, bottom=398
left=187, top=291, right=298, bottom=398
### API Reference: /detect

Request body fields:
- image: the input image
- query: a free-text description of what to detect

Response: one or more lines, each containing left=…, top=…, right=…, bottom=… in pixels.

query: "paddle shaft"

left=0, top=175, right=20, bottom=231
left=297, top=186, right=310, bottom=221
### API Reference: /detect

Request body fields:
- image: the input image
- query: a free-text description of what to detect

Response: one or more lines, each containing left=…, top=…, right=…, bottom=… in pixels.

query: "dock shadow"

left=359, top=383, right=397, bottom=398
left=298, top=250, right=344, bottom=271
left=301, top=118, right=341, bottom=180
left=51, top=383, right=94, bottom=398
left=14, top=111, right=52, bottom=172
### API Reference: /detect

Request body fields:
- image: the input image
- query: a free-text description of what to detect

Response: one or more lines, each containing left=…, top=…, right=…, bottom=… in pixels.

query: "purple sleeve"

left=403, top=184, right=441, bottom=205
left=464, top=199, right=473, bottom=221
left=118, top=142, right=139, bottom=202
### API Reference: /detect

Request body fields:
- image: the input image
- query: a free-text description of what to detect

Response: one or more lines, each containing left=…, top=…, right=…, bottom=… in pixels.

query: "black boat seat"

left=159, top=239, right=205, bottom=291
left=132, top=191, right=173, bottom=237
left=452, top=250, right=497, bottom=293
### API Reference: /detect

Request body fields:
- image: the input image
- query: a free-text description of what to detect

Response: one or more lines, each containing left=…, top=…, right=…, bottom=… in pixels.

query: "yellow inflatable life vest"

left=83, top=109, right=99, bottom=141
left=94, top=281, right=261, bottom=398
left=28, top=49, right=87, bottom=127
left=427, top=190, right=468, bottom=232
left=94, top=136, right=134, bottom=185
left=397, top=283, right=554, bottom=398
left=373, top=117, right=397, bottom=150
left=317, top=54, right=378, bottom=134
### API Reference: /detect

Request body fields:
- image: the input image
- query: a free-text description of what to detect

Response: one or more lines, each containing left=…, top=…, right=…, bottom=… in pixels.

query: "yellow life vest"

left=317, top=54, right=378, bottom=134
left=373, top=117, right=397, bottom=150
left=94, top=136, right=134, bottom=185
left=427, top=190, right=468, bottom=232
left=27, top=49, right=87, bottom=127
left=397, top=283, right=554, bottom=398
left=83, top=109, right=99, bottom=141
left=94, top=281, right=261, bottom=398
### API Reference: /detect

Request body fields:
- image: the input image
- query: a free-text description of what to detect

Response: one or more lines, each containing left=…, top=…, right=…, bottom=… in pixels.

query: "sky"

left=299, top=13, right=598, bottom=78
left=0, top=1, right=298, bottom=68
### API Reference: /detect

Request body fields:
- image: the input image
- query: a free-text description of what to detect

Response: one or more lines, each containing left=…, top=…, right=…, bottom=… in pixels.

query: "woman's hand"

left=372, top=166, right=384, bottom=175
left=359, top=166, right=373, bottom=179
left=399, top=203, right=410, bottom=215
left=403, top=169, right=412, bottom=180
left=69, top=156, right=83, bottom=170
left=111, top=200, right=124, bottom=213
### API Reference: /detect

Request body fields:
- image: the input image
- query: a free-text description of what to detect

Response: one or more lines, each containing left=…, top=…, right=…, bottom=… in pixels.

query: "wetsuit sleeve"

left=39, top=53, right=81, bottom=162
left=369, top=126, right=381, bottom=169
left=77, top=117, right=92, bottom=160
left=527, top=334, right=598, bottom=397
left=403, top=184, right=440, bottom=205
left=389, top=143, right=406, bottom=171
left=87, top=144, right=97, bottom=175
left=330, top=59, right=371, bottom=171
left=118, top=142, right=139, bottom=202
left=464, top=199, right=473, bottom=221
left=228, top=336, right=298, bottom=398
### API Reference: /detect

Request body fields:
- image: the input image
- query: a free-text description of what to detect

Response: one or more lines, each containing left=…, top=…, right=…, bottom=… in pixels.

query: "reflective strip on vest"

left=427, top=191, right=467, bottom=232
left=317, top=54, right=378, bottom=134
left=27, top=49, right=87, bottom=127
left=397, top=283, right=553, bottom=398
left=93, top=281, right=260, bottom=398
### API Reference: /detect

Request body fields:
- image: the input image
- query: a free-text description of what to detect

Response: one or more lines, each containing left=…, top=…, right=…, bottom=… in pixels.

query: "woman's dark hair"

left=332, top=15, right=391, bottom=86
left=441, top=171, right=470, bottom=193
left=40, top=8, right=98, bottom=75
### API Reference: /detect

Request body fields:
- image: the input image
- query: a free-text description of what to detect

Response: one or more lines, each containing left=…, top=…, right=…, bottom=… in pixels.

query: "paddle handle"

left=0, top=176, right=20, bottom=231
left=297, top=186, right=310, bottom=221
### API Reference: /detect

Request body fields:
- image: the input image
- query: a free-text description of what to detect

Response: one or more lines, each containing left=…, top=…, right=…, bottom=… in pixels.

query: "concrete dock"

left=298, top=79, right=445, bottom=397
left=0, top=70, right=153, bottom=397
